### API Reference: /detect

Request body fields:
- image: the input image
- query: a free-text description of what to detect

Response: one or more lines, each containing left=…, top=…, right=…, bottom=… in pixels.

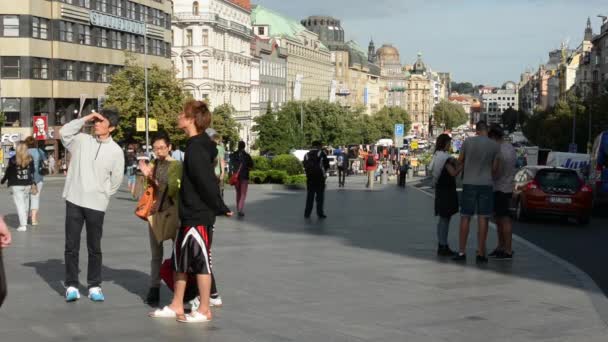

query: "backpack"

left=337, top=155, right=345, bottom=168
left=366, top=154, right=376, bottom=167
left=304, top=150, right=325, bottom=179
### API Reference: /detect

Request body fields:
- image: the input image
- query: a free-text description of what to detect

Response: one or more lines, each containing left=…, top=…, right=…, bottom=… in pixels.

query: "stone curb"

left=410, top=184, right=608, bottom=327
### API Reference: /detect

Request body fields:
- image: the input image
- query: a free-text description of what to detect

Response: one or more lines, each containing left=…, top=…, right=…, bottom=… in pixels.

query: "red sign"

left=32, top=116, right=48, bottom=140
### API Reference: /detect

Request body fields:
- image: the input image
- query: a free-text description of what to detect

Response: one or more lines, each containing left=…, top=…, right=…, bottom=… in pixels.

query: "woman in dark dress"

left=430, top=134, right=462, bottom=256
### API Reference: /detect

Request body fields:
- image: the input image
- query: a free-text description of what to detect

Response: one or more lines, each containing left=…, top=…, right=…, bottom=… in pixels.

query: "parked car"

left=513, top=166, right=593, bottom=225
left=590, top=131, right=608, bottom=209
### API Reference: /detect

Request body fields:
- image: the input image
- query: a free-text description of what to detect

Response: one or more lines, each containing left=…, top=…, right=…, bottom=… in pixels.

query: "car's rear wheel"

left=516, top=199, right=528, bottom=221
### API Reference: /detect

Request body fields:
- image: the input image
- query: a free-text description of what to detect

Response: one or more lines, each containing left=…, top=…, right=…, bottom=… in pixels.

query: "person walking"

left=230, top=141, right=253, bottom=217
left=0, top=216, right=11, bottom=308
left=453, top=121, right=500, bottom=263
left=138, top=133, right=183, bottom=306
left=1, top=142, right=36, bottom=232
left=61, top=109, right=125, bottom=302
left=337, top=148, right=347, bottom=187
left=365, top=151, right=377, bottom=190
left=430, top=134, right=461, bottom=256
left=149, top=100, right=231, bottom=323
left=25, top=136, right=47, bottom=226
left=303, top=141, right=330, bottom=219
left=48, top=153, right=56, bottom=175
left=125, top=152, right=138, bottom=199
left=488, top=124, right=517, bottom=260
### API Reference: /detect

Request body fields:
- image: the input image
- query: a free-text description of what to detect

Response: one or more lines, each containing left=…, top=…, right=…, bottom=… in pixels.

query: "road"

left=415, top=178, right=608, bottom=298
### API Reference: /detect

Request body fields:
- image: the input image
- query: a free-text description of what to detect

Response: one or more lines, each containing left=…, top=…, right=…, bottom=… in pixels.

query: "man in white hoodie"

left=60, top=109, right=124, bottom=302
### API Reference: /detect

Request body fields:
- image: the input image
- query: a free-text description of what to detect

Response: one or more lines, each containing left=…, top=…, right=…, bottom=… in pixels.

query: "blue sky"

left=254, top=0, right=606, bottom=86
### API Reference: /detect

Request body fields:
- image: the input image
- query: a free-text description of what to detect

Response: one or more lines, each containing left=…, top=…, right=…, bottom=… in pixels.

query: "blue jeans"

left=437, top=216, right=451, bottom=246
left=460, top=185, right=494, bottom=217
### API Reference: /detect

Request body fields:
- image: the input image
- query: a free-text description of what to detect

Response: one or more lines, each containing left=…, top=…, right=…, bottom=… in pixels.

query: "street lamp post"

left=144, top=22, right=150, bottom=157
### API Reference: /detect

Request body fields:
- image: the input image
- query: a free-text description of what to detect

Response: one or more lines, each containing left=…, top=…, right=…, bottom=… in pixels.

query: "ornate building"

left=301, top=16, right=381, bottom=113
left=404, top=53, right=432, bottom=136
left=375, top=44, right=406, bottom=110
left=172, top=0, right=253, bottom=143
left=252, top=6, right=333, bottom=102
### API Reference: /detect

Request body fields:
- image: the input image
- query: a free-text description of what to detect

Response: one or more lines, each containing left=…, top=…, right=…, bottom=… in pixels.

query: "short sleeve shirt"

left=494, top=142, right=517, bottom=193
left=215, top=144, right=225, bottom=177
left=461, top=136, right=499, bottom=186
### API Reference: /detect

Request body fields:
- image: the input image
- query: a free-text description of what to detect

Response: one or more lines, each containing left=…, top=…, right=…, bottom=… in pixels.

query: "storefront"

left=0, top=125, right=65, bottom=173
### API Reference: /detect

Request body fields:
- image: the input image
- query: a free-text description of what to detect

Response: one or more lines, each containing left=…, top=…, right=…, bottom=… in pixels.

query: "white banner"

left=294, top=74, right=303, bottom=101
left=329, top=80, right=337, bottom=103
left=79, top=94, right=88, bottom=117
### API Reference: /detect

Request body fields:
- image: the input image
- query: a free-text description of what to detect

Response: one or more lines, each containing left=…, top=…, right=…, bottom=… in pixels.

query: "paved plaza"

left=1, top=176, right=607, bottom=341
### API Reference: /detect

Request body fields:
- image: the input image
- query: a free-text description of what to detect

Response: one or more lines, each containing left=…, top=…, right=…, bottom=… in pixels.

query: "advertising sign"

left=32, top=116, right=49, bottom=140
left=293, top=74, right=303, bottom=100
left=394, top=124, right=404, bottom=148
left=329, top=80, right=337, bottom=103
left=136, top=118, right=158, bottom=132
left=90, top=11, right=146, bottom=35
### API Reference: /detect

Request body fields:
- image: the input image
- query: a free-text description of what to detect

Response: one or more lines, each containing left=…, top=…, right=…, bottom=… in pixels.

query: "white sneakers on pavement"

left=17, top=226, right=27, bottom=232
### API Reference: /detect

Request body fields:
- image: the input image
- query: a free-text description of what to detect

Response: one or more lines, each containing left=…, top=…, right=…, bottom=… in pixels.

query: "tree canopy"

left=104, top=56, right=190, bottom=146
left=211, top=104, right=241, bottom=150
left=432, top=100, right=468, bottom=130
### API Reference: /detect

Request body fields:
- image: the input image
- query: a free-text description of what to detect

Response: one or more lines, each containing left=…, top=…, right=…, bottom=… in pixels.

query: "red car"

left=513, top=166, right=593, bottom=225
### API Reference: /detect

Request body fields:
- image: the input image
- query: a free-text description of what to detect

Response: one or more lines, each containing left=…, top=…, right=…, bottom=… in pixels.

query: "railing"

left=173, top=12, right=252, bottom=36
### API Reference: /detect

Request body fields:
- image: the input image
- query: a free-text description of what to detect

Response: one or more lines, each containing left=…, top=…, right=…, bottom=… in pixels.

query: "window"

left=96, top=0, right=108, bottom=12
left=126, top=34, right=137, bottom=51
left=193, top=1, right=199, bottom=15
left=202, top=60, right=209, bottom=78
left=75, top=0, right=91, bottom=7
left=97, top=65, right=109, bottom=83
left=32, top=58, right=49, bottom=79
left=257, top=26, right=265, bottom=35
left=186, top=60, right=193, bottom=78
left=110, top=31, right=122, bottom=49
left=3, top=16, right=19, bottom=37
left=1, top=57, right=20, bottom=78
left=186, top=29, right=192, bottom=46
left=78, top=25, right=91, bottom=45
left=109, top=0, right=122, bottom=16
left=97, top=29, right=108, bottom=48
left=127, top=2, right=138, bottom=20
left=32, top=17, right=48, bottom=39
left=79, top=63, right=93, bottom=81
left=59, top=21, right=74, bottom=42
left=202, top=29, right=209, bottom=46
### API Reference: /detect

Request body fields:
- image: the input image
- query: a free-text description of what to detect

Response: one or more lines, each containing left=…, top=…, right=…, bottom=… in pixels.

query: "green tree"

left=450, top=82, right=475, bottom=94
left=502, top=107, right=518, bottom=132
left=104, top=56, right=190, bottom=146
left=432, top=100, right=468, bottom=130
left=211, top=104, right=240, bottom=150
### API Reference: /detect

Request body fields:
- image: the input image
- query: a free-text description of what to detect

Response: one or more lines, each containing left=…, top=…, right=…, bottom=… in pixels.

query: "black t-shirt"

left=1, top=157, right=35, bottom=187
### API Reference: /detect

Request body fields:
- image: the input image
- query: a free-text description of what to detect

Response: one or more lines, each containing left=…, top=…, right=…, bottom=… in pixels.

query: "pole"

left=300, top=101, right=304, bottom=147
left=572, top=110, right=576, bottom=145
left=144, top=22, right=150, bottom=157
left=588, top=110, right=593, bottom=153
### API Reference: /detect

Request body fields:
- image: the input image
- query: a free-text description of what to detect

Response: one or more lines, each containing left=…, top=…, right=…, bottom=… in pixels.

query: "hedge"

left=286, top=174, right=307, bottom=185
left=252, top=156, right=271, bottom=171
left=249, top=170, right=306, bottom=185
left=271, top=154, right=303, bottom=175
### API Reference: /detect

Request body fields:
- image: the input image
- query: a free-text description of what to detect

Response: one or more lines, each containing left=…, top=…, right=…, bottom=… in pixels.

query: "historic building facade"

left=375, top=44, right=406, bottom=110
left=302, top=16, right=381, bottom=114
left=252, top=37, right=287, bottom=113
left=404, top=54, right=432, bottom=136
left=252, top=6, right=333, bottom=102
left=172, top=0, right=253, bottom=142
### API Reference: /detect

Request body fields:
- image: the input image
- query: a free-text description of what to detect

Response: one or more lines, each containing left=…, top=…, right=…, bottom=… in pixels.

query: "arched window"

left=192, top=1, right=199, bottom=15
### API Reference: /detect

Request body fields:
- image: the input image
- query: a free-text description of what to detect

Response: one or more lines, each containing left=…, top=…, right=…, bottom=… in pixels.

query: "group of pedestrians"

left=1, top=137, right=47, bottom=232
left=431, top=121, right=516, bottom=263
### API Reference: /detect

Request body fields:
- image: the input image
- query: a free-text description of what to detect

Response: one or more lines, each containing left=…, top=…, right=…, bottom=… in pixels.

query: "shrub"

left=286, top=174, right=307, bottom=186
left=271, top=154, right=303, bottom=175
left=266, top=170, right=289, bottom=184
left=252, top=156, right=271, bottom=171
left=249, top=170, right=268, bottom=184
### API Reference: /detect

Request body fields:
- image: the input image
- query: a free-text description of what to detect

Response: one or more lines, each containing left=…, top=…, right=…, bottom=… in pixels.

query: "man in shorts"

left=453, top=121, right=500, bottom=263
left=488, top=124, right=517, bottom=260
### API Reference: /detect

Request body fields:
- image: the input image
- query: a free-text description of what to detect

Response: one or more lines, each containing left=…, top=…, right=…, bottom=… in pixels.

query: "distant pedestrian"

left=453, top=121, right=500, bottom=263
left=61, top=109, right=125, bottom=302
left=149, top=100, right=231, bottom=323
left=125, top=152, right=138, bottom=199
left=138, top=133, right=182, bottom=305
left=430, top=134, right=461, bottom=256
left=337, top=148, right=347, bottom=187
left=25, top=136, right=47, bottom=226
left=1, top=142, right=36, bottom=232
left=303, top=141, right=330, bottom=219
left=365, top=152, right=378, bottom=190
left=230, top=141, right=253, bottom=217
left=0, top=216, right=11, bottom=308
left=398, top=158, right=410, bottom=187
left=488, top=124, right=516, bottom=260
left=48, top=154, right=56, bottom=175
left=171, top=145, right=185, bottom=162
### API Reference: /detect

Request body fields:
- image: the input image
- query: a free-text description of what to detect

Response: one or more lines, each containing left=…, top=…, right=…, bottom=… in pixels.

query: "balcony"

left=174, top=12, right=253, bottom=37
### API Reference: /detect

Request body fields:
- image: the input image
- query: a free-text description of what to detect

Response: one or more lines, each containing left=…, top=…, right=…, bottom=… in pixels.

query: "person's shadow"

left=23, top=259, right=150, bottom=302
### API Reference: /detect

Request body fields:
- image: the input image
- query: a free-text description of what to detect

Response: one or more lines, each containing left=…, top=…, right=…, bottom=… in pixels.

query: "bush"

left=266, top=170, right=289, bottom=184
left=252, top=156, right=271, bottom=171
left=286, top=174, right=307, bottom=185
left=271, top=154, right=303, bottom=175
left=249, top=170, right=268, bottom=184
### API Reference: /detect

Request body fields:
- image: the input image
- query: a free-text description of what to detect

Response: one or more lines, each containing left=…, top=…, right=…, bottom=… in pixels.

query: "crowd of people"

left=430, top=121, right=517, bottom=262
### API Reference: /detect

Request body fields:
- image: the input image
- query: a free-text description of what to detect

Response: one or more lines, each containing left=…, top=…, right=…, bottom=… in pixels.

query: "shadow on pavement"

left=23, top=259, right=149, bottom=301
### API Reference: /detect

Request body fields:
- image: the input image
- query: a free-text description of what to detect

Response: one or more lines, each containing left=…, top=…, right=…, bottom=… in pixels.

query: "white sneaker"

left=17, top=226, right=27, bottom=232
left=189, top=296, right=200, bottom=311
left=210, top=296, right=223, bottom=307
left=65, top=287, right=81, bottom=302
left=88, top=287, right=105, bottom=302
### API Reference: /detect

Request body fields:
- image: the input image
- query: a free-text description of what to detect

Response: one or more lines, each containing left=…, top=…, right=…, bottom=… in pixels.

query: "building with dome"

left=301, top=16, right=382, bottom=113
left=375, top=44, right=407, bottom=110
left=403, top=53, right=433, bottom=136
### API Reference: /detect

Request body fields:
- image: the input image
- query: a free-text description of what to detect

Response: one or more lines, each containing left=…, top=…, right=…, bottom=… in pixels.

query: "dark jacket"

left=179, top=134, right=230, bottom=227
left=231, top=150, right=253, bottom=181
left=434, top=158, right=459, bottom=218
left=1, top=157, right=35, bottom=187
left=304, top=149, right=330, bottom=184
